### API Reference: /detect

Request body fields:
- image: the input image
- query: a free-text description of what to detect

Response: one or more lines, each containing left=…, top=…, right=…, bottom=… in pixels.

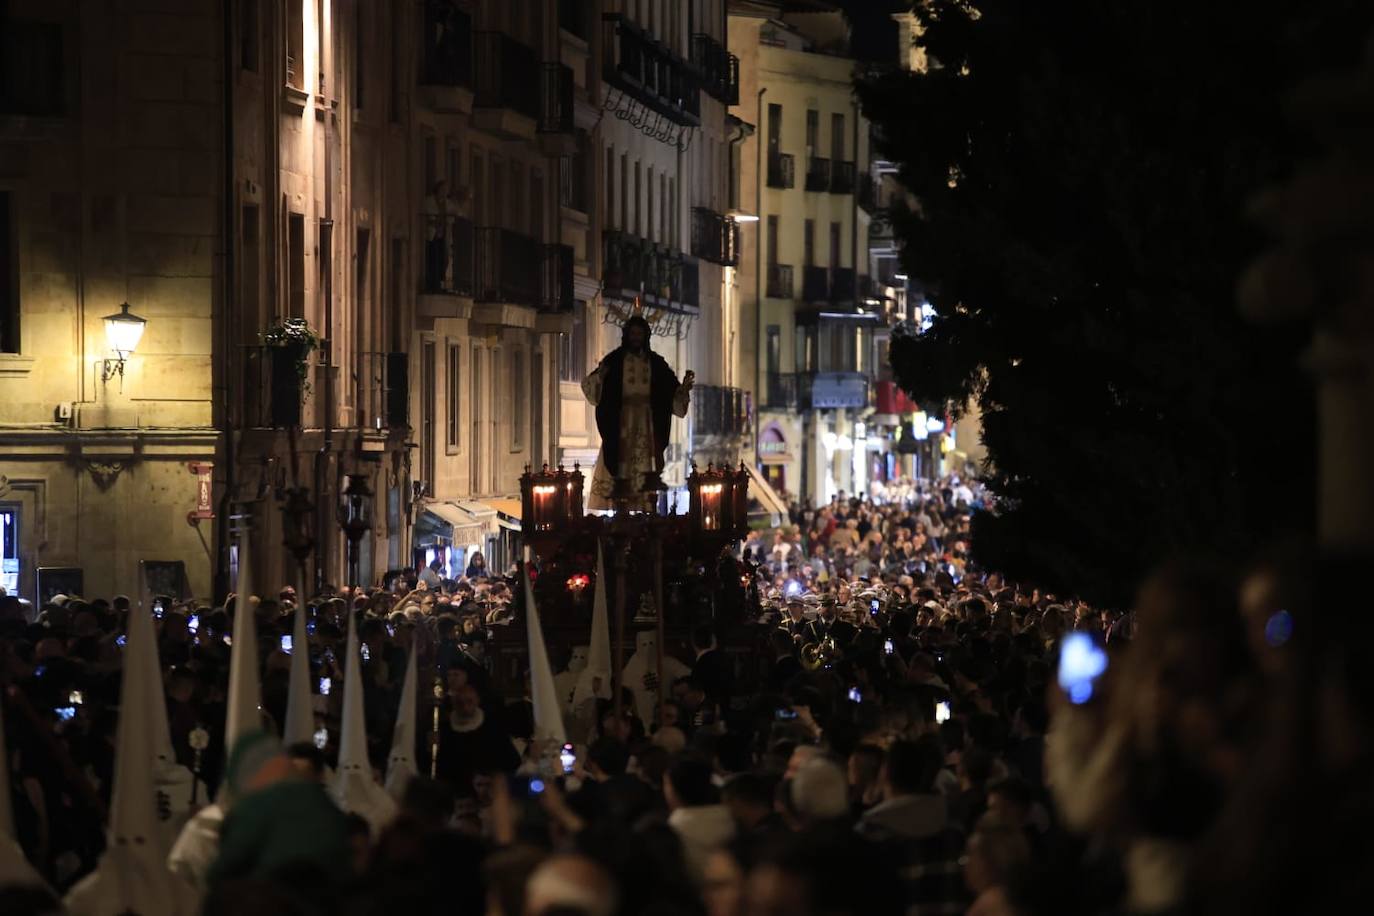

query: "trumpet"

left=800, top=634, right=838, bottom=670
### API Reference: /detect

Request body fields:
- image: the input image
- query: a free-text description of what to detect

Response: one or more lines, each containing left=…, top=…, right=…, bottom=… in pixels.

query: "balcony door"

left=470, top=346, right=484, bottom=494
left=767, top=103, right=781, bottom=154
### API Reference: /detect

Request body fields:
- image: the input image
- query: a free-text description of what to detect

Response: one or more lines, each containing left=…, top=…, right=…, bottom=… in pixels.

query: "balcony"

left=764, top=373, right=799, bottom=410
left=475, top=227, right=543, bottom=306
left=802, top=265, right=829, bottom=303
left=805, top=157, right=831, bottom=193
left=858, top=171, right=880, bottom=214
left=423, top=214, right=476, bottom=298
left=539, top=63, right=574, bottom=133
left=830, top=267, right=856, bottom=304
left=603, top=14, right=700, bottom=127
left=809, top=371, right=869, bottom=409
left=766, top=263, right=793, bottom=299
left=691, top=207, right=740, bottom=267
left=691, top=33, right=739, bottom=105
left=355, top=351, right=409, bottom=431
left=603, top=230, right=700, bottom=312
left=870, top=215, right=897, bottom=255
left=542, top=243, right=575, bottom=312
left=830, top=160, right=856, bottom=195
left=475, top=31, right=540, bottom=137
left=761, top=372, right=867, bottom=410
left=242, top=345, right=303, bottom=428
left=767, top=152, right=795, bottom=189
left=420, top=1, right=474, bottom=112
left=693, top=385, right=752, bottom=439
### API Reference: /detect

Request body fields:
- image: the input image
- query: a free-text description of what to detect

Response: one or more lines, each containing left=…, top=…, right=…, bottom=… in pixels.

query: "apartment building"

left=730, top=1, right=889, bottom=505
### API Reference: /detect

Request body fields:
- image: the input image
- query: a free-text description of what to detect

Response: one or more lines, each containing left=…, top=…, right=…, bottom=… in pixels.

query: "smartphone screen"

left=870, top=598, right=880, bottom=616
left=1058, top=631, right=1108, bottom=704
left=313, top=727, right=329, bottom=749
left=883, top=638, right=895, bottom=656
left=361, top=644, right=370, bottom=662
left=69, top=690, right=83, bottom=706
left=188, top=614, right=200, bottom=633
left=847, top=686, right=862, bottom=703
left=54, top=706, right=76, bottom=722
left=281, top=635, right=293, bottom=654
left=153, top=600, right=164, bottom=620
left=775, top=707, right=798, bottom=721
left=935, top=700, right=952, bottom=724
left=115, top=635, right=127, bottom=648
left=319, top=677, right=332, bottom=696
left=560, top=743, right=576, bottom=775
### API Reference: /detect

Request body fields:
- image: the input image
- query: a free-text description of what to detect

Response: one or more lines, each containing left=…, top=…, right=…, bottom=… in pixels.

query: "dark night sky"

left=832, top=0, right=906, bottom=63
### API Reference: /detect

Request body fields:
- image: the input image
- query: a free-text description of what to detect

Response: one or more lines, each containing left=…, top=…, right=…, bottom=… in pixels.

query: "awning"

left=415, top=501, right=486, bottom=546
left=745, top=463, right=789, bottom=518
left=478, top=498, right=522, bottom=531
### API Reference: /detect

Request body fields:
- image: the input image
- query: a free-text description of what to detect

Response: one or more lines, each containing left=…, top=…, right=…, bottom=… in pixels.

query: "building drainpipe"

left=754, top=86, right=766, bottom=470
left=215, top=0, right=237, bottom=603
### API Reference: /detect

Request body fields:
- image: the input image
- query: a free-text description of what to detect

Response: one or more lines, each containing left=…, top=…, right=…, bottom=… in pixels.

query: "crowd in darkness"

left=0, top=476, right=1369, bottom=915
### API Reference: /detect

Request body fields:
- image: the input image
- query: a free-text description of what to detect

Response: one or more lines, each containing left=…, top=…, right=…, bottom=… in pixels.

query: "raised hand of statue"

left=683, top=370, right=696, bottom=391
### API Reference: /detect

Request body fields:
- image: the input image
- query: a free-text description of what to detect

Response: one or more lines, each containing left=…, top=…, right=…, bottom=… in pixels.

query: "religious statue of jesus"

left=581, top=314, right=694, bottom=511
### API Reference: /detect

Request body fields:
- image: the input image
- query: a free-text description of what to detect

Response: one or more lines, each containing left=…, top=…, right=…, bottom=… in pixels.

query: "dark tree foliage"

left=859, top=0, right=1374, bottom=606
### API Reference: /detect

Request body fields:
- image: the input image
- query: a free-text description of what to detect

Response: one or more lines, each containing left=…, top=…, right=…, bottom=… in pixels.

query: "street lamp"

left=337, top=473, right=373, bottom=589
left=101, top=302, right=147, bottom=382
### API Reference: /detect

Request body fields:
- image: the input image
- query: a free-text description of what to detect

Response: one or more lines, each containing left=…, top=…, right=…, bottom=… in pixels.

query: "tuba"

left=800, top=634, right=838, bottom=670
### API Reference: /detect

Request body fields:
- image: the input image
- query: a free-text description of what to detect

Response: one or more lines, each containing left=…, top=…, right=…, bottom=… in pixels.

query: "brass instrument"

left=800, top=634, right=837, bottom=670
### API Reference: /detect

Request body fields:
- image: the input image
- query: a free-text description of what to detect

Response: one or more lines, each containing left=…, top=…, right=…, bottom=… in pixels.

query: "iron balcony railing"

left=542, top=243, right=575, bottom=312
left=474, top=31, right=540, bottom=120
left=830, top=160, right=856, bottom=195
left=764, top=372, right=799, bottom=410
left=692, top=385, right=752, bottom=439
left=858, top=171, right=880, bottom=213
left=767, top=151, right=795, bottom=189
left=423, top=213, right=475, bottom=297
left=539, top=63, right=574, bottom=133
left=830, top=266, right=856, bottom=304
left=805, top=156, right=831, bottom=193
left=802, top=265, right=829, bottom=303
left=690, top=32, right=739, bottom=105
left=690, top=207, right=740, bottom=267
left=242, top=345, right=302, bottom=428
left=603, top=230, right=700, bottom=311
left=766, top=263, right=794, bottom=299
left=475, top=227, right=542, bottom=305
left=603, top=13, right=700, bottom=126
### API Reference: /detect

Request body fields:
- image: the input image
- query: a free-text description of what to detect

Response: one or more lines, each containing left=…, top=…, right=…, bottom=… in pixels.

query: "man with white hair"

left=524, top=853, right=618, bottom=916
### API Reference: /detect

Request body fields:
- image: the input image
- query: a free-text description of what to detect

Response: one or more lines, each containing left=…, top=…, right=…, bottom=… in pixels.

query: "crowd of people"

left=0, top=475, right=1368, bottom=915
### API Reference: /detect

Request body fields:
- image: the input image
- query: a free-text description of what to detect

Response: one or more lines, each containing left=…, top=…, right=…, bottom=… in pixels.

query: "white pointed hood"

left=282, top=574, right=314, bottom=746
left=525, top=563, right=567, bottom=747
left=384, top=644, right=419, bottom=798
left=137, top=603, right=197, bottom=854
left=64, top=606, right=197, bottom=915
left=330, top=610, right=397, bottom=833
left=573, top=541, right=614, bottom=709
left=225, top=536, right=262, bottom=751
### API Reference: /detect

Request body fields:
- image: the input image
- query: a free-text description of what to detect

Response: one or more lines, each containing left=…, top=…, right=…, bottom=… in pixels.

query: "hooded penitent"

left=525, top=564, right=567, bottom=747
left=384, top=643, right=419, bottom=799
left=65, top=605, right=198, bottom=916
left=225, top=537, right=262, bottom=752
left=621, top=628, right=689, bottom=730
left=330, top=609, right=397, bottom=833
left=572, top=541, right=614, bottom=716
left=282, top=575, right=314, bottom=746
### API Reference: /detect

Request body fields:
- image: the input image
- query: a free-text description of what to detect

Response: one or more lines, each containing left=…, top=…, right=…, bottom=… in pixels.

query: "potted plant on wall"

left=263, top=318, right=320, bottom=427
